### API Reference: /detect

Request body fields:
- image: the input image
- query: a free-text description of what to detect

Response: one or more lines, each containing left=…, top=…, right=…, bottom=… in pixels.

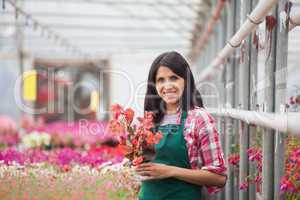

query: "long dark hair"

left=144, top=51, right=204, bottom=126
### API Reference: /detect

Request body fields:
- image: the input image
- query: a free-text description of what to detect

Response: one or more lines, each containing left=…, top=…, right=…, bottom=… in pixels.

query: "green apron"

left=139, top=111, right=202, bottom=200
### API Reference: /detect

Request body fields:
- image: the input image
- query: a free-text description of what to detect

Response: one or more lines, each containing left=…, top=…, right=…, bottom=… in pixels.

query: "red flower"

left=132, top=139, right=138, bottom=146
left=118, top=144, right=133, bottom=156
left=109, top=120, right=125, bottom=134
left=144, top=112, right=154, bottom=129
left=62, top=164, right=71, bottom=172
left=266, top=16, right=277, bottom=32
left=294, top=172, right=300, bottom=181
left=111, top=104, right=123, bottom=120
left=124, top=108, right=134, bottom=124
left=296, top=96, right=300, bottom=105
left=146, top=132, right=155, bottom=145
left=109, top=105, right=163, bottom=165
left=228, top=154, right=240, bottom=166
left=132, top=156, right=143, bottom=166
left=280, top=176, right=297, bottom=193
left=154, top=132, right=163, bottom=143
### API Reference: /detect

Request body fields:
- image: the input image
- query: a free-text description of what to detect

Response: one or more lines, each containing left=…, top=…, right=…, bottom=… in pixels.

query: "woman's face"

left=155, top=66, right=185, bottom=107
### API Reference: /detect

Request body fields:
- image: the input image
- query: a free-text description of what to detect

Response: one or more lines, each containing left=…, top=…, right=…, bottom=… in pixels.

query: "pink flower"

left=280, top=176, right=297, bottom=194
left=1, top=148, right=26, bottom=165
left=0, top=115, right=17, bottom=134
left=289, top=97, right=295, bottom=105
left=239, top=181, right=248, bottom=190
left=247, top=148, right=262, bottom=162
left=20, top=115, right=35, bottom=130
left=254, top=175, right=262, bottom=183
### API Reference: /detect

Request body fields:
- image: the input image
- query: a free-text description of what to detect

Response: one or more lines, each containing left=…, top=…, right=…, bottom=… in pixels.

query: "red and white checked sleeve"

left=194, top=109, right=227, bottom=194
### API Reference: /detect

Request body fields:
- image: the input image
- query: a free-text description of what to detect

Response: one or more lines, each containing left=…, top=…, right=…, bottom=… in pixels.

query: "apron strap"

left=180, top=111, right=187, bottom=129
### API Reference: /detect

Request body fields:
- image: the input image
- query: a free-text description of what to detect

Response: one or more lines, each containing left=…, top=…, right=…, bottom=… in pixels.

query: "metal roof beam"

left=1, top=11, right=195, bottom=21
left=18, top=0, right=198, bottom=7
left=23, top=44, right=189, bottom=48
left=0, top=22, right=193, bottom=33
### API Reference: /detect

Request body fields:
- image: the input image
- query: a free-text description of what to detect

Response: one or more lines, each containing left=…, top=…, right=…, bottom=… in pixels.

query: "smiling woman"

left=144, top=51, right=204, bottom=125
left=155, top=66, right=185, bottom=114
left=136, top=51, right=227, bottom=200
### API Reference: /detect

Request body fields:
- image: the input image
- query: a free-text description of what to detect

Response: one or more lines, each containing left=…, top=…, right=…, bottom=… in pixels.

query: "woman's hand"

left=134, top=163, right=176, bottom=180
left=135, top=163, right=227, bottom=187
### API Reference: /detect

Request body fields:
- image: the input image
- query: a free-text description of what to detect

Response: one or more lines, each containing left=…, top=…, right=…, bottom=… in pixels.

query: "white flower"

left=21, top=131, right=51, bottom=148
left=40, top=132, right=51, bottom=146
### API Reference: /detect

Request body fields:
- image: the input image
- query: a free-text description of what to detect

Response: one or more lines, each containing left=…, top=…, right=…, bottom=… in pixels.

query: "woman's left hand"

left=134, top=163, right=175, bottom=180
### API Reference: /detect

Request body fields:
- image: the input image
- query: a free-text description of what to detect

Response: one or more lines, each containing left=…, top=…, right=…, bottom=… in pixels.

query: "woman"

left=135, top=51, right=227, bottom=200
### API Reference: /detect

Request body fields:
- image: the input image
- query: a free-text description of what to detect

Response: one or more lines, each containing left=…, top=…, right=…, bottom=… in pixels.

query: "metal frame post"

left=248, top=2, right=259, bottom=200
left=224, top=0, right=236, bottom=199
left=274, top=1, right=289, bottom=200
left=262, top=7, right=277, bottom=200
left=238, top=0, right=252, bottom=199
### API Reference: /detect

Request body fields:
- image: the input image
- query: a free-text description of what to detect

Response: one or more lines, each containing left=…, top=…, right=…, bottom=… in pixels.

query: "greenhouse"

left=0, top=0, right=300, bottom=200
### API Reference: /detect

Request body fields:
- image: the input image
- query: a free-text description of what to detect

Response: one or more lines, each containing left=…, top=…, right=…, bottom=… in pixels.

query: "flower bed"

left=0, top=144, right=139, bottom=200
left=0, top=161, right=140, bottom=200
left=0, top=147, right=123, bottom=168
left=0, top=103, right=167, bottom=200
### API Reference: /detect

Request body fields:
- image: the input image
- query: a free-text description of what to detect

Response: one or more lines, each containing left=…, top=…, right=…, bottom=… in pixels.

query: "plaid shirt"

left=173, top=107, right=227, bottom=194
